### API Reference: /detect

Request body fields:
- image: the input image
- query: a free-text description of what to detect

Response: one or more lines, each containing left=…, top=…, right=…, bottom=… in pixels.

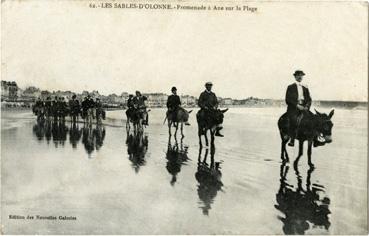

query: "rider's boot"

left=215, top=127, right=224, bottom=137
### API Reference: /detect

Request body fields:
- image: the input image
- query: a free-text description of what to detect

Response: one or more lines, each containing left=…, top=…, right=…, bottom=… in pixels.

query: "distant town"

left=1, top=80, right=367, bottom=110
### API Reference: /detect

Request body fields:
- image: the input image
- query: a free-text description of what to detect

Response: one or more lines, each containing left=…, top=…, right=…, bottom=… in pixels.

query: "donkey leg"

left=210, top=129, right=215, bottom=146
left=180, top=123, right=184, bottom=137
left=204, top=130, right=209, bottom=147
left=294, top=140, right=304, bottom=168
left=174, top=123, right=178, bottom=137
left=168, top=122, right=172, bottom=136
left=307, top=140, right=314, bottom=168
left=281, top=140, right=288, bottom=162
left=198, top=128, right=203, bottom=147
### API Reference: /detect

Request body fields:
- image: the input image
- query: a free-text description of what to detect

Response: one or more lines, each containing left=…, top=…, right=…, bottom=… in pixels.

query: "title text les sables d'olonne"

left=89, top=2, right=258, bottom=13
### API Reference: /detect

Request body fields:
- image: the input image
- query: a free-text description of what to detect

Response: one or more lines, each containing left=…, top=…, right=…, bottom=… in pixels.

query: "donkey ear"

left=314, top=109, right=321, bottom=115
left=329, top=109, right=335, bottom=118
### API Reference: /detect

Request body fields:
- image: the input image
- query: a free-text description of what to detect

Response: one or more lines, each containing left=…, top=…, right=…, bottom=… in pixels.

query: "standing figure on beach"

left=166, top=87, right=191, bottom=136
left=69, top=94, right=80, bottom=124
left=285, top=70, right=312, bottom=147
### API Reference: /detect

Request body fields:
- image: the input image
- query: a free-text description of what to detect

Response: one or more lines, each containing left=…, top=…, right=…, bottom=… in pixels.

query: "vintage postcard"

left=1, top=0, right=368, bottom=235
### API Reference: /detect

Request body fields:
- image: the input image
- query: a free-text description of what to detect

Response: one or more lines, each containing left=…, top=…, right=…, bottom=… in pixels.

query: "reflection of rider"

left=198, top=82, right=223, bottom=137
left=133, top=91, right=148, bottom=125
left=275, top=162, right=330, bottom=234
left=126, top=131, right=148, bottom=173
left=166, top=135, right=189, bottom=186
left=69, top=123, right=82, bottom=148
left=195, top=144, right=223, bottom=215
left=285, top=70, right=312, bottom=146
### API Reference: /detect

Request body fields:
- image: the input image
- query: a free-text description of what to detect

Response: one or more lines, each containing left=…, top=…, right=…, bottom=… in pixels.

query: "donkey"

left=126, top=105, right=149, bottom=133
left=196, top=108, right=228, bottom=147
left=164, top=107, right=192, bottom=137
left=278, top=109, right=334, bottom=167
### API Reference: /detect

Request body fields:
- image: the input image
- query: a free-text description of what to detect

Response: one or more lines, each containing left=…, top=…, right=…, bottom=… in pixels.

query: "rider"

left=52, top=96, right=59, bottom=122
left=58, top=97, right=68, bottom=122
left=198, top=82, right=223, bottom=137
left=127, top=94, right=135, bottom=110
left=69, top=94, right=80, bottom=123
left=86, top=95, right=95, bottom=124
left=33, top=97, right=44, bottom=118
left=167, top=87, right=180, bottom=124
left=133, top=91, right=148, bottom=125
left=95, top=98, right=104, bottom=125
left=285, top=70, right=312, bottom=146
left=44, top=96, right=52, bottom=120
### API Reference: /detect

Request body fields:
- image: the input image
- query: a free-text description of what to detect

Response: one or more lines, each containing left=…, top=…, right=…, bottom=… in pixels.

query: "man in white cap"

left=198, top=82, right=223, bottom=137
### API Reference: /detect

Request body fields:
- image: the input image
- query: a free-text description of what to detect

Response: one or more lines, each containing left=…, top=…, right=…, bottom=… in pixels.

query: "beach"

left=1, top=107, right=367, bottom=234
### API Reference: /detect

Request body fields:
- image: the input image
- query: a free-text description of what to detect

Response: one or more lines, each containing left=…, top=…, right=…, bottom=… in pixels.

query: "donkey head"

left=314, top=109, right=334, bottom=143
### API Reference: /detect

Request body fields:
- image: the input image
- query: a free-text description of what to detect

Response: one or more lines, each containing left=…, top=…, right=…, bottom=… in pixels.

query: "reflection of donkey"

left=165, top=107, right=192, bottom=137
left=195, top=144, right=223, bottom=215
left=165, top=135, right=190, bottom=186
left=275, top=162, right=331, bottom=234
left=278, top=109, right=334, bottom=167
left=196, top=109, right=228, bottom=147
left=126, top=131, right=149, bottom=173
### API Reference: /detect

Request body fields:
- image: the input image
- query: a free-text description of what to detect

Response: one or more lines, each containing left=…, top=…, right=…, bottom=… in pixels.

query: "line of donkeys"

left=32, top=70, right=335, bottom=168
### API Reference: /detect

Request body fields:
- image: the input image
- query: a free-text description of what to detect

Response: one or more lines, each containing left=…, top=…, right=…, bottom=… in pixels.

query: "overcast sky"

left=2, top=1, right=368, bottom=101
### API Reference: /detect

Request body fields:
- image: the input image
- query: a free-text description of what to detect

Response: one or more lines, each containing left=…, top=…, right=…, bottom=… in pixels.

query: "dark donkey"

left=196, top=108, right=228, bottom=147
left=278, top=109, right=334, bottom=167
left=165, top=107, right=192, bottom=137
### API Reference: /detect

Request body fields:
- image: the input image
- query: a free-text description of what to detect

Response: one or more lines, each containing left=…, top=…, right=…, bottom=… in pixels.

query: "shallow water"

left=1, top=107, right=367, bottom=234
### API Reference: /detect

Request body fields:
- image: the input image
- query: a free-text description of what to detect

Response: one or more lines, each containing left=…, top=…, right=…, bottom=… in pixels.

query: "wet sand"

left=1, top=107, right=367, bottom=234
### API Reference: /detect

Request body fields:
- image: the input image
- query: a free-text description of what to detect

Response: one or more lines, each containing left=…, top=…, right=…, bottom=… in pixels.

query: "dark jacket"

left=127, top=98, right=134, bottom=109
left=198, top=90, right=218, bottom=109
left=285, top=83, right=311, bottom=113
left=167, top=95, right=181, bottom=110
left=133, top=96, right=147, bottom=109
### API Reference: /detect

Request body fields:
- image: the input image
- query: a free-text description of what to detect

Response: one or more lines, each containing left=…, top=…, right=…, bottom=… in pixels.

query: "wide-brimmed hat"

left=293, top=70, right=305, bottom=76
left=205, top=82, right=213, bottom=86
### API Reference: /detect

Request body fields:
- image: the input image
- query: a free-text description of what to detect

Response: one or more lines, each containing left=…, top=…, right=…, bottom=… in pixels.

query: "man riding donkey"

left=166, top=86, right=191, bottom=136
left=133, top=91, right=149, bottom=126
left=69, top=94, right=80, bottom=124
left=279, top=70, right=334, bottom=166
left=197, top=82, right=228, bottom=147
left=285, top=70, right=312, bottom=147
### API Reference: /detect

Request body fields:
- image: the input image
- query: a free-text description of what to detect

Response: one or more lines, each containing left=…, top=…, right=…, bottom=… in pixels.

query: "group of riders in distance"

left=32, top=94, right=105, bottom=125
left=32, top=70, right=335, bottom=167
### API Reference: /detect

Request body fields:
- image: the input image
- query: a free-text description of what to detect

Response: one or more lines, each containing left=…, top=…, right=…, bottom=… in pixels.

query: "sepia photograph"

left=1, top=0, right=368, bottom=234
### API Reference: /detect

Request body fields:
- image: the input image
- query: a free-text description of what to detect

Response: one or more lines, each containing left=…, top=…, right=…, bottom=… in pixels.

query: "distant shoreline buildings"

left=1, top=80, right=367, bottom=110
